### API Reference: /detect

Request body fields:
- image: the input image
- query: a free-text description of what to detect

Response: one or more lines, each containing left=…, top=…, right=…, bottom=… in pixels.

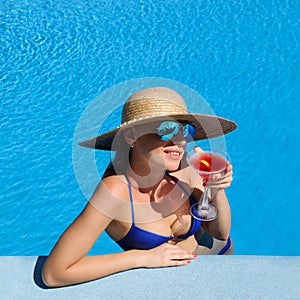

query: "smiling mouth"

left=164, top=150, right=182, bottom=160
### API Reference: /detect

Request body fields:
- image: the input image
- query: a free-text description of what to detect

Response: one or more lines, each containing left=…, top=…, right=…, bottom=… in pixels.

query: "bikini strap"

left=126, top=180, right=135, bottom=224
left=165, top=171, right=196, bottom=205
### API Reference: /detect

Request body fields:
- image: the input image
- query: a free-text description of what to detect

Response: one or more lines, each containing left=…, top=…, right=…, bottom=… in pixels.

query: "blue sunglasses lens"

left=184, top=123, right=196, bottom=142
left=157, top=121, right=195, bottom=142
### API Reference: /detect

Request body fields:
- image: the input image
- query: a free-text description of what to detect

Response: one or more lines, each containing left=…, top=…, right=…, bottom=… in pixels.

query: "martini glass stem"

left=201, top=186, right=210, bottom=210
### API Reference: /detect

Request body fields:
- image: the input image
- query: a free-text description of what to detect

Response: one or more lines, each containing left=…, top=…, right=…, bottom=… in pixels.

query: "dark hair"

left=102, top=131, right=132, bottom=178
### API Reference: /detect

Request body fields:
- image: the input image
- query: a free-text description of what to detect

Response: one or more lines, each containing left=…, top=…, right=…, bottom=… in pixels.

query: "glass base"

left=190, top=203, right=218, bottom=221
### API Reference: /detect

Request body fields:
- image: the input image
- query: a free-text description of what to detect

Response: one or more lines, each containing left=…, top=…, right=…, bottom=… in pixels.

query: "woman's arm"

left=203, top=162, right=233, bottom=240
left=42, top=178, right=195, bottom=287
left=42, top=202, right=139, bottom=287
left=203, top=189, right=231, bottom=240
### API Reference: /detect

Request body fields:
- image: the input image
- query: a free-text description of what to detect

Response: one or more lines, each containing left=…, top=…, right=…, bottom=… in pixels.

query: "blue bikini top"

left=116, top=173, right=202, bottom=251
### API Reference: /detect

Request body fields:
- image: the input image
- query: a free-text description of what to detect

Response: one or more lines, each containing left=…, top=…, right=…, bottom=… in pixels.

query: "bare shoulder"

left=94, top=174, right=128, bottom=199
left=89, top=174, right=131, bottom=222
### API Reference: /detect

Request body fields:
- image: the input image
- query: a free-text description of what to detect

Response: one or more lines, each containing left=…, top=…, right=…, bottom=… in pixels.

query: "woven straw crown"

left=79, top=87, right=237, bottom=150
left=121, top=88, right=188, bottom=125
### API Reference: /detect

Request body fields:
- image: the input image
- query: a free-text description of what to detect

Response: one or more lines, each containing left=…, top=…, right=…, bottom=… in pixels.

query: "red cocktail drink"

left=187, top=149, right=229, bottom=221
left=188, top=152, right=227, bottom=179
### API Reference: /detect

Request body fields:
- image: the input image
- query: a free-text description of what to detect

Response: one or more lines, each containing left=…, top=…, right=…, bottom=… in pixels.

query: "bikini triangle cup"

left=116, top=173, right=202, bottom=251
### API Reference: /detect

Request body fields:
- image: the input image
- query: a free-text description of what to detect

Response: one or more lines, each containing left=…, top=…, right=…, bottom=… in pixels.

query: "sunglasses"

left=157, top=121, right=196, bottom=142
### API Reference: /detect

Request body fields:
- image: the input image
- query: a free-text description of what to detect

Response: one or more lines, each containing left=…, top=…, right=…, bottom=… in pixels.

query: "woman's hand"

left=203, top=161, right=233, bottom=190
left=140, top=243, right=196, bottom=268
left=193, top=146, right=233, bottom=190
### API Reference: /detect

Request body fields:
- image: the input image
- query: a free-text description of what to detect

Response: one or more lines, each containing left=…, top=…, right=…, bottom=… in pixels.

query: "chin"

left=165, top=161, right=181, bottom=172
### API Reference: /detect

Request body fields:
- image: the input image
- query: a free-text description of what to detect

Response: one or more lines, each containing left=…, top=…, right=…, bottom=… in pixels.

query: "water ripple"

left=0, top=0, right=299, bottom=255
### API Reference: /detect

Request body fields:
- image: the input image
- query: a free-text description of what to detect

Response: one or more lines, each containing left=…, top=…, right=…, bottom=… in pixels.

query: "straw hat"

left=79, top=87, right=237, bottom=150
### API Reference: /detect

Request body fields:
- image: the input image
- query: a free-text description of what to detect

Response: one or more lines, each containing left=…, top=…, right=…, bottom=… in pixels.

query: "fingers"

left=147, top=243, right=197, bottom=268
left=167, top=245, right=196, bottom=266
left=225, top=161, right=232, bottom=172
left=204, top=176, right=233, bottom=189
left=205, top=180, right=232, bottom=189
left=167, top=244, right=193, bottom=258
left=193, top=146, right=203, bottom=154
left=203, top=164, right=233, bottom=189
left=165, top=243, right=195, bottom=257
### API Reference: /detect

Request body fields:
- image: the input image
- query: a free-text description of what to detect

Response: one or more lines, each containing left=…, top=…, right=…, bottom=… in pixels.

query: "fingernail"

left=193, top=254, right=197, bottom=258
left=187, top=260, right=191, bottom=264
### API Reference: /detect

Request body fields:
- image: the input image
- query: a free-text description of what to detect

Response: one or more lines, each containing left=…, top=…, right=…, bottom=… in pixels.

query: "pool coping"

left=1, top=255, right=299, bottom=299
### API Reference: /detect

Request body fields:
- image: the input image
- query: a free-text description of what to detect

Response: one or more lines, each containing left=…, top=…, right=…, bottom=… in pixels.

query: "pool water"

left=1, top=0, right=299, bottom=255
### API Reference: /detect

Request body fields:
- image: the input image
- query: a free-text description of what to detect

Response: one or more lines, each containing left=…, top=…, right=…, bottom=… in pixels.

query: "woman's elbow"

left=206, top=227, right=230, bottom=241
left=215, top=234, right=229, bottom=241
left=211, top=227, right=230, bottom=241
left=42, top=264, right=66, bottom=288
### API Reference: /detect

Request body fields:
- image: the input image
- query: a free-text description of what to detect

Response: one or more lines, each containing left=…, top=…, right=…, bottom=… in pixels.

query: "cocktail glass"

left=187, top=148, right=230, bottom=221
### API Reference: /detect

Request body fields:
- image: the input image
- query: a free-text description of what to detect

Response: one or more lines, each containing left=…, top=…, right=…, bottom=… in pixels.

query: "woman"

left=42, top=87, right=237, bottom=287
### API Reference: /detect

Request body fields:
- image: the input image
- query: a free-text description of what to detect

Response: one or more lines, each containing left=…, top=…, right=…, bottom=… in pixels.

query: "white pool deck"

left=0, top=256, right=299, bottom=299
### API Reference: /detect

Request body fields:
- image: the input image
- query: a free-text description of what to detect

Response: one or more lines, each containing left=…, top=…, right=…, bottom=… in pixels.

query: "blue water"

left=1, top=0, right=299, bottom=256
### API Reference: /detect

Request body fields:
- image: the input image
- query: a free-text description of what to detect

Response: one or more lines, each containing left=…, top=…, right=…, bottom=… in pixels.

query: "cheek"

left=134, top=137, right=166, bottom=164
left=136, top=134, right=163, bottom=151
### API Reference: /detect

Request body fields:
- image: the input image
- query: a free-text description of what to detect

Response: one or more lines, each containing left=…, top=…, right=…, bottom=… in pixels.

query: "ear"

left=123, top=128, right=136, bottom=145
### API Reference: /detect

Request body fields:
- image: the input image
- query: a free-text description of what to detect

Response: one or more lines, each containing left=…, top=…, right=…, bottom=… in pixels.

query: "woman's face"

left=131, top=122, right=187, bottom=172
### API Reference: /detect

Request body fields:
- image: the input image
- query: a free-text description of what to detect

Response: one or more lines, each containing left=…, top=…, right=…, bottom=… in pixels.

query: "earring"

left=130, top=142, right=135, bottom=148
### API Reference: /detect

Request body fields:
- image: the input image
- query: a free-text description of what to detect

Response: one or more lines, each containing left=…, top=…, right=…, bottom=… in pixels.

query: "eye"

left=157, top=121, right=180, bottom=141
left=159, top=122, right=178, bottom=135
left=183, top=124, right=196, bottom=142
left=160, top=123, right=178, bottom=134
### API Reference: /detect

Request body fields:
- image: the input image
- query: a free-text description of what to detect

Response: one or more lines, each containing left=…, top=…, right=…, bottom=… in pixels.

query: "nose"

left=169, top=131, right=186, bottom=145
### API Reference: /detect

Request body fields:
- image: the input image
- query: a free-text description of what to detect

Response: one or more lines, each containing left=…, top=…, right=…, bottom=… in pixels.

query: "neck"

left=126, top=162, right=166, bottom=191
